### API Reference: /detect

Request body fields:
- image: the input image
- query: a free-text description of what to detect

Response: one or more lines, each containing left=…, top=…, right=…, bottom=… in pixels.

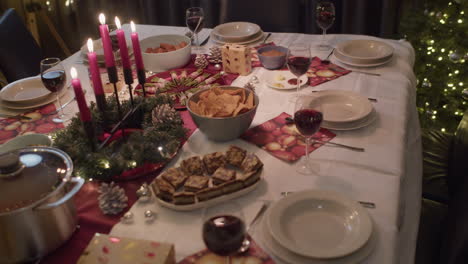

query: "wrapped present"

left=77, top=233, right=175, bottom=264
left=221, top=44, right=252, bottom=76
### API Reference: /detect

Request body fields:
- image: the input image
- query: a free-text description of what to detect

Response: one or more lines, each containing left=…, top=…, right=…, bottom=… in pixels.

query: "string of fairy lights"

left=406, top=1, right=468, bottom=132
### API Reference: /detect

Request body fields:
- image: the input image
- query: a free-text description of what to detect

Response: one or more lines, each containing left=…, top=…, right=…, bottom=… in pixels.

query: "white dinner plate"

left=335, top=39, right=393, bottom=65
left=0, top=76, right=51, bottom=104
left=321, top=109, right=377, bottom=131
left=211, top=31, right=265, bottom=45
left=332, top=53, right=392, bottom=68
left=267, top=190, right=373, bottom=259
left=0, top=85, right=71, bottom=110
left=308, top=90, right=373, bottom=123
left=264, top=71, right=308, bottom=90
left=80, top=39, right=132, bottom=63
left=212, top=22, right=261, bottom=42
left=260, top=210, right=377, bottom=264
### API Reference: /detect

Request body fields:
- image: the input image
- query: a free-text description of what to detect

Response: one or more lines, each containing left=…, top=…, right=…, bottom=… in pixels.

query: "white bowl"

left=140, top=35, right=191, bottom=72
left=0, top=134, right=52, bottom=153
left=0, top=76, right=51, bottom=104
left=212, top=22, right=261, bottom=42
left=335, top=39, right=393, bottom=65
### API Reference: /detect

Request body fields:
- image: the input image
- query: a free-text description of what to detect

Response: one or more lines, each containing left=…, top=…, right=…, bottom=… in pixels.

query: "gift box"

left=221, top=44, right=252, bottom=76
left=77, top=233, right=175, bottom=264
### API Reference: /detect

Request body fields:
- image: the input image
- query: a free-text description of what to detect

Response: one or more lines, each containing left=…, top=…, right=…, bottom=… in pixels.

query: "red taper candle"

left=87, top=38, right=106, bottom=112
left=114, top=17, right=131, bottom=70
left=98, top=13, right=116, bottom=68
left=70, top=67, right=91, bottom=122
left=130, top=21, right=144, bottom=70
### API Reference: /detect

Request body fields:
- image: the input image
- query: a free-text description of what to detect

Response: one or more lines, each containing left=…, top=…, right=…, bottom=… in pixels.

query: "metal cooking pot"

left=0, top=147, right=84, bottom=263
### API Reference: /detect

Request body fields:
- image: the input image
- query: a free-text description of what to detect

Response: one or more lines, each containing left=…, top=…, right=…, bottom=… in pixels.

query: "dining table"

left=6, top=24, right=421, bottom=264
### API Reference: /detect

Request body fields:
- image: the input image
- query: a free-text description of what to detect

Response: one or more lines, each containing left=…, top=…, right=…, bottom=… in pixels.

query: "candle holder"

left=123, top=68, right=135, bottom=107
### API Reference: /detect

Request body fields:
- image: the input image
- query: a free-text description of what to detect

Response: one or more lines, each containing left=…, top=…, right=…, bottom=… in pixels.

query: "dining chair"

left=218, top=0, right=301, bottom=33
left=416, top=110, right=468, bottom=264
left=0, top=8, right=43, bottom=84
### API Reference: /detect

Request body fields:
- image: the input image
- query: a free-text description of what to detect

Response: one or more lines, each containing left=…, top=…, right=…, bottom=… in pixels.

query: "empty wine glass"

left=286, top=43, right=311, bottom=100
left=186, top=7, right=204, bottom=53
left=40, top=58, right=69, bottom=123
left=202, top=202, right=245, bottom=264
left=316, top=1, right=335, bottom=51
left=294, top=96, right=324, bottom=174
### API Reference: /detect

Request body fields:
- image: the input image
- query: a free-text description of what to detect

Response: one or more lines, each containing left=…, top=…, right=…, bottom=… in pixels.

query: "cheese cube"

left=221, top=44, right=252, bottom=76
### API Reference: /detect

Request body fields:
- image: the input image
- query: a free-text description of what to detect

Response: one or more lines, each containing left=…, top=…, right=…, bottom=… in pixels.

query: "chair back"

left=448, top=110, right=468, bottom=195
left=0, top=9, right=42, bottom=83
left=219, top=0, right=301, bottom=33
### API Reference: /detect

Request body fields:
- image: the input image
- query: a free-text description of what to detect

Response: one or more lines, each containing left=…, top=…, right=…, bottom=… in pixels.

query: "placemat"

left=241, top=112, right=336, bottom=162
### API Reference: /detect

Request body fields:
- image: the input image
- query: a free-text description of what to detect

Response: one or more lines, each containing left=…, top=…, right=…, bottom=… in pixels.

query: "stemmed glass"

left=286, top=43, right=311, bottom=100
left=316, top=1, right=335, bottom=51
left=186, top=7, right=205, bottom=53
left=202, top=202, right=246, bottom=264
left=294, top=96, right=324, bottom=175
left=40, top=58, right=69, bottom=123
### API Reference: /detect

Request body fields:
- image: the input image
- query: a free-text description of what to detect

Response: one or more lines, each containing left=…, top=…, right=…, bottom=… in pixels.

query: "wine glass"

left=286, top=43, right=311, bottom=100
left=40, top=58, right=69, bottom=123
left=294, top=96, right=324, bottom=175
left=316, top=1, right=335, bottom=51
left=202, top=202, right=246, bottom=264
left=186, top=7, right=204, bottom=53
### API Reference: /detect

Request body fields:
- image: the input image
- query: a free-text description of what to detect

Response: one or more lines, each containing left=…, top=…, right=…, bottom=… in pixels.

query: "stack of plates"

left=0, top=76, right=72, bottom=112
left=261, top=190, right=376, bottom=264
left=309, top=90, right=376, bottom=130
left=333, top=39, right=393, bottom=67
left=211, top=22, right=265, bottom=45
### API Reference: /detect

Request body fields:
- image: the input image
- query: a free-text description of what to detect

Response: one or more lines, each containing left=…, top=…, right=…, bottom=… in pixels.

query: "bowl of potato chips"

left=187, top=86, right=259, bottom=141
left=140, top=34, right=191, bottom=72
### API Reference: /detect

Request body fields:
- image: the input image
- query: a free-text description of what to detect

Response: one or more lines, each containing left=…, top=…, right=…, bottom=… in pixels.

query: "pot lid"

left=0, top=147, right=73, bottom=214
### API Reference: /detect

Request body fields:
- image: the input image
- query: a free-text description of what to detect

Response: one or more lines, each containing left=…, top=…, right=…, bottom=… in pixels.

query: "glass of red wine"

left=186, top=7, right=204, bottom=53
left=316, top=1, right=335, bottom=51
left=40, top=58, right=69, bottom=123
left=286, top=43, right=311, bottom=100
left=202, top=202, right=246, bottom=264
left=294, top=96, right=324, bottom=174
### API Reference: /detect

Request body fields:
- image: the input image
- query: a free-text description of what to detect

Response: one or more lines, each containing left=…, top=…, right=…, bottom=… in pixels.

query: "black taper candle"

left=137, top=69, right=146, bottom=97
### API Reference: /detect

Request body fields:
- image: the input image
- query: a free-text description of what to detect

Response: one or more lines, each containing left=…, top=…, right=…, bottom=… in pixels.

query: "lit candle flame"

left=99, top=13, right=105, bottom=25
left=130, top=21, right=136, bottom=32
left=87, top=38, right=94, bottom=53
left=70, top=67, right=78, bottom=79
left=115, top=17, right=121, bottom=29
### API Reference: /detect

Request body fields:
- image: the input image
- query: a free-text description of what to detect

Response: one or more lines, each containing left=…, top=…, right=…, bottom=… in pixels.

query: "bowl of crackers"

left=187, top=86, right=259, bottom=142
left=140, top=34, right=191, bottom=72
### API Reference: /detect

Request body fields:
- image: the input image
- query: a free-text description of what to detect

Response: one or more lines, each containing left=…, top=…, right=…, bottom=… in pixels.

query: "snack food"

left=181, top=156, right=205, bottom=176
left=203, top=152, right=227, bottom=174
left=145, top=41, right=188, bottom=53
left=151, top=146, right=263, bottom=208
left=225, top=145, right=247, bottom=167
left=189, top=87, right=255, bottom=118
left=161, top=168, right=188, bottom=189
left=212, top=167, right=236, bottom=185
left=184, top=175, right=209, bottom=192
left=260, top=49, right=286, bottom=57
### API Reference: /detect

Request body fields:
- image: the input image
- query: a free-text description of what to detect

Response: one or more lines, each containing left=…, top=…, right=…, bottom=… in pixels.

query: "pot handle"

left=34, top=177, right=85, bottom=211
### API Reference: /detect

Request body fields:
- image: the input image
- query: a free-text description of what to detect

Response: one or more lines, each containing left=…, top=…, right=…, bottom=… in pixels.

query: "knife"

left=200, top=35, right=210, bottom=46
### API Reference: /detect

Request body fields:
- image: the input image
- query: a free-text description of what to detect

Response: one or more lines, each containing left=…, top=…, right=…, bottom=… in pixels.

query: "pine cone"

left=208, top=46, right=222, bottom=63
left=195, top=54, right=208, bottom=69
left=152, top=103, right=179, bottom=125
left=98, top=182, right=128, bottom=215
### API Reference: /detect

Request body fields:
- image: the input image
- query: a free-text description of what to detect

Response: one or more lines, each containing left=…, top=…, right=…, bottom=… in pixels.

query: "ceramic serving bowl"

left=257, top=46, right=289, bottom=70
left=187, top=86, right=259, bottom=142
left=140, top=34, right=191, bottom=72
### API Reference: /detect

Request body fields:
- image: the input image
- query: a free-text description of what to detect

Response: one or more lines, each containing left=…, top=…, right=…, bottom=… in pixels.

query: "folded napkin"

left=178, top=235, right=275, bottom=264
left=241, top=112, right=336, bottom=162
left=0, top=103, right=64, bottom=144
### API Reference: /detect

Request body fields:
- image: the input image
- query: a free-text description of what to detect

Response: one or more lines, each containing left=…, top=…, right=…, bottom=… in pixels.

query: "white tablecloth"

left=61, top=25, right=421, bottom=264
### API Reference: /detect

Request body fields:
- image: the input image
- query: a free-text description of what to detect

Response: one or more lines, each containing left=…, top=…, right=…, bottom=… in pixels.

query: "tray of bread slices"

left=150, top=145, right=263, bottom=211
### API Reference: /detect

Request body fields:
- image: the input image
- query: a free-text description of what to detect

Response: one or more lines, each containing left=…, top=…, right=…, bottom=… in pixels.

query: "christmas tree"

left=400, top=1, right=468, bottom=132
